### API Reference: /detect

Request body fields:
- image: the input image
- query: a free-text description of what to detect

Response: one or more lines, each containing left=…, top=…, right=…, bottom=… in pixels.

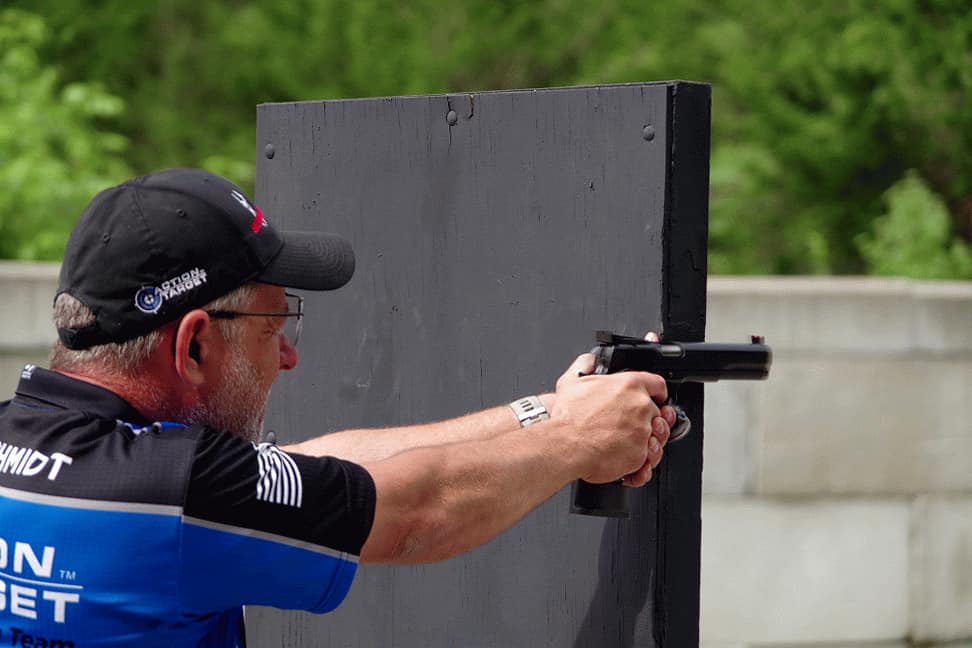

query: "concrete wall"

left=703, top=276, right=972, bottom=648
left=0, top=262, right=59, bottom=398
left=3, top=263, right=970, bottom=647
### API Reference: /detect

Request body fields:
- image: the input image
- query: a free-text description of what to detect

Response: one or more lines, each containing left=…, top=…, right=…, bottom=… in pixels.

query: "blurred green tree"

left=0, top=9, right=130, bottom=259
left=571, top=0, right=972, bottom=277
left=4, top=0, right=972, bottom=278
left=857, top=170, right=972, bottom=279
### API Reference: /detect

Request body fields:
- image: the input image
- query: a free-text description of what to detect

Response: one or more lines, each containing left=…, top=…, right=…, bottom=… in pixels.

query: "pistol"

left=570, top=331, right=772, bottom=518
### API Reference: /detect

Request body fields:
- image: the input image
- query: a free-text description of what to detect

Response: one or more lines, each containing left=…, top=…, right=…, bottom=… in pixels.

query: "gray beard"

left=179, top=343, right=269, bottom=442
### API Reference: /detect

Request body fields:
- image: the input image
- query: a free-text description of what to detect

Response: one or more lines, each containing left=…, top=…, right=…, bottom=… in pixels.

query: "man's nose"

left=279, top=334, right=298, bottom=371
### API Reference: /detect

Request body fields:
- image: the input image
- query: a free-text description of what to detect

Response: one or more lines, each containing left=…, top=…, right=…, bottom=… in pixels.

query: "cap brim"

left=258, top=230, right=355, bottom=290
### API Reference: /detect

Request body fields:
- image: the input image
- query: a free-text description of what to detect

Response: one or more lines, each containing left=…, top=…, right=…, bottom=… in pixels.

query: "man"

left=0, top=169, right=674, bottom=646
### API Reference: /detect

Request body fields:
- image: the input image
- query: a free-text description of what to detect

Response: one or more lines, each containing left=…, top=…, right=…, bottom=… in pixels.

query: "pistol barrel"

left=595, top=340, right=771, bottom=382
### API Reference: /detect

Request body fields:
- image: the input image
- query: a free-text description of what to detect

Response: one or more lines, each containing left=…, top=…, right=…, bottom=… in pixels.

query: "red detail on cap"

left=251, top=207, right=264, bottom=233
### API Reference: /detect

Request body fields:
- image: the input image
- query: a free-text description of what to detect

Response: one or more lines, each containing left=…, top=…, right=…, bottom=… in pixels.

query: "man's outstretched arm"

left=356, top=360, right=672, bottom=564
left=281, top=396, right=552, bottom=464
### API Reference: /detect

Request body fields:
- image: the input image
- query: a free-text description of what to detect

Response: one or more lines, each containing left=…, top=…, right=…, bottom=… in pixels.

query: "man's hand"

left=550, top=353, right=675, bottom=486
left=624, top=330, right=676, bottom=485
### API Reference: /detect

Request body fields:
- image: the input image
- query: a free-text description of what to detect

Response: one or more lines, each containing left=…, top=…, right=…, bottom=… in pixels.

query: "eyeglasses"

left=206, top=292, right=304, bottom=347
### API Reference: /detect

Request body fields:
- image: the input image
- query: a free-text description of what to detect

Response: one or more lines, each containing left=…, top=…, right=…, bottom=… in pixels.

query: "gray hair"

left=49, top=283, right=257, bottom=376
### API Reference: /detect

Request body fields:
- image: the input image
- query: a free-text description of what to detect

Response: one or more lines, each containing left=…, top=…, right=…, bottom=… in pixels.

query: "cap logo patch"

left=230, top=189, right=269, bottom=233
left=134, top=268, right=208, bottom=314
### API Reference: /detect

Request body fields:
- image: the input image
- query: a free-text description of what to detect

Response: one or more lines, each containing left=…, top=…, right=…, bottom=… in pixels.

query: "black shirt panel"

left=184, top=426, right=376, bottom=555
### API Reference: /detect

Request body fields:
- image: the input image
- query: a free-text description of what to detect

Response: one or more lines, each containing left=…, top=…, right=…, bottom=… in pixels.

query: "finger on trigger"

left=572, top=353, right=596, bottom=377
left=642, top=373, right=668, bottom=403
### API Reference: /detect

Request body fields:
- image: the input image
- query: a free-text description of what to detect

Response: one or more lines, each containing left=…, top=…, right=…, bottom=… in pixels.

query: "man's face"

left=184, top=284, right=298, bottom=441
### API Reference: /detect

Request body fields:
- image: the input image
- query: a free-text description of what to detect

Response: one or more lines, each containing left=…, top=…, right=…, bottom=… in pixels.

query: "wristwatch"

left=509, top=395, right=550, bottom=427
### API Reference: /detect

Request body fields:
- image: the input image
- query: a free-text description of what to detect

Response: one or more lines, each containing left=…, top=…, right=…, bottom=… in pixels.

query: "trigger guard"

left=668, top=407, right=691, bottom=442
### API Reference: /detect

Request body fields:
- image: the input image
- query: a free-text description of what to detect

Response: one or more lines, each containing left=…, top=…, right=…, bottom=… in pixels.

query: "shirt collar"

left=14, top=365, right=152, bottom=427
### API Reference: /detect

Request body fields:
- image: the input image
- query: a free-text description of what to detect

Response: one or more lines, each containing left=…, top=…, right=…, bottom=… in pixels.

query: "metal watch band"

left=509, top=395, right=550, bottom=427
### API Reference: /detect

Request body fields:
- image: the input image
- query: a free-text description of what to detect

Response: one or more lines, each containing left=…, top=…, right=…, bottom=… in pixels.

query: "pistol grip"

left=568, top=406, right=691, bottom=517
left=569, top=479, right=630, bottom=518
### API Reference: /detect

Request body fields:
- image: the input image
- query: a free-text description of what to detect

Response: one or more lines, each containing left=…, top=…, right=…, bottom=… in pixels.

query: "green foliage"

left=3, top=0, right=972, bottom=277
left=0, top=9, right=129, bottom=260
left=857, top=171, right=972, bottom=279
left=571, top=0, right=972, bottom=276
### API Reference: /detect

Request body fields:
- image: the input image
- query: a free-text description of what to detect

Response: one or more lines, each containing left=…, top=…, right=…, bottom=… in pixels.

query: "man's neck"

left=53, top=368, right=175, bottom=423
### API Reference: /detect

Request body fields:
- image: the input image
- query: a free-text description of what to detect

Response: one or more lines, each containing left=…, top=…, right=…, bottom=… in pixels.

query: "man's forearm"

left=282, top=394, right=554, bottom=463
left=358, top=418, right=577, bottom=564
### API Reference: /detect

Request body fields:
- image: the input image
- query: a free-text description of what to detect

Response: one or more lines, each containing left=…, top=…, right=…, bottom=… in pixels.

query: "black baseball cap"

left=56, top=168, right=355, bottom=349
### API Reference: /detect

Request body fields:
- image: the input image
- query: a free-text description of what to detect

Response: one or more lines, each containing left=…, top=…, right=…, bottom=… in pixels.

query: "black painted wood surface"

left=251, top=81, right=710, bottom=647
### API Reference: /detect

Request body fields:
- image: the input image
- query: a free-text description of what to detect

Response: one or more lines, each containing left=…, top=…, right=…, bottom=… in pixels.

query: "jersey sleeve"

left=179, top=428, right=376, bottom=614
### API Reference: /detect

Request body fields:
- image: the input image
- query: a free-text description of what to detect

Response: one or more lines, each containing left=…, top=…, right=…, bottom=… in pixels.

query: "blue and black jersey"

left=0, top=366, right=376, bottom=647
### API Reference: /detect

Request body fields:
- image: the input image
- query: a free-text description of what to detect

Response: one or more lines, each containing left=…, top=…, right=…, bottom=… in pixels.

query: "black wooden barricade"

left=250, top=81, right=710, bottom=647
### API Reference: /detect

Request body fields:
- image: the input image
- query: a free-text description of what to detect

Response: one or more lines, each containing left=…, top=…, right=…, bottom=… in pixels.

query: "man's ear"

left=173, top=310, right=215, bottom=386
